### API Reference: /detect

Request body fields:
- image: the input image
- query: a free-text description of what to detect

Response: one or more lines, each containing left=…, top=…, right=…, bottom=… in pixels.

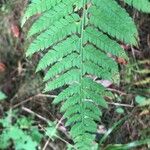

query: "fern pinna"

left=22, top=0, right=150, bottom=149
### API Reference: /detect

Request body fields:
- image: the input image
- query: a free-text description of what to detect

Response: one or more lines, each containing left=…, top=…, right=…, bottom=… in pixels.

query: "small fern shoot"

left=22, top=0, right=150, bottom=149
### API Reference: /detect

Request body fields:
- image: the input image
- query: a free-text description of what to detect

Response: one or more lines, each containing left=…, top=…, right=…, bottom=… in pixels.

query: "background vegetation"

left=0, top=0, right=149, bottom=149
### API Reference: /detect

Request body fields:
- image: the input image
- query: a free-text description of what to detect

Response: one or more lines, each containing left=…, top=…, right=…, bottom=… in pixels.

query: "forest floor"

left=0, top=0, right=150, bottom=149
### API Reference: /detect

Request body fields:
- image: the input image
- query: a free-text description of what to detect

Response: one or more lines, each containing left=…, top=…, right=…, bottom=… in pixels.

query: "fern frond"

left=36, top=36, right=79, bottom=72
left=22, top=0, right=146, bottom=149
left=91, top=0, right=138, bottom=45
left=64, top=104, right=81, bottom=119
left=84, top=101, right=102, bottom=117
left=28, top=0, right=79, bottom=37
left=84, top=27, right=128, bottom=60
left=83, top=45, right=119, bottom=83
left=125, top=0, right=150, bottom=12
left=44, top=53, right=80, bottom=81
left=60, top=94, right=80, bottom=112
left=65, top=114, right=81, bottom=127
left=53, top=84, right=80, bottom=104
left=83, top=61, right=112, bottom=81
left=22, top=0, right=61, bottom=27
left=26, top=14, right=80, bottom=57
left=44, top=69, right=80, bottom=92
left=83, top=89, right=108, bottom=108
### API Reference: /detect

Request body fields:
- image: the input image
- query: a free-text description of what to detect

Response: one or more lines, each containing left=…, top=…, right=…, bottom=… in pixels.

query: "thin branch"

left=42, top=138, right=51, bottom=150
left=108, top=102, right=134, bottom=108
left=22, top=106, right=49, bottom=123
left=108, top=88, right=127, bottom=96
left=12, top=94, right=56, bottom=109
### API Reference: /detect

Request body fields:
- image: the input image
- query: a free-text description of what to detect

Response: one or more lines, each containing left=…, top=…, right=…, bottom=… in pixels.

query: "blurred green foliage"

left=0, top=110, right=43, bottom=150
left=0, top=91, right=7, bottom=101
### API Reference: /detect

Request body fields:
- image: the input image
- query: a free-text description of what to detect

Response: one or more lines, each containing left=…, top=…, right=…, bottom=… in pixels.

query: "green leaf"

left=45, top=121, right=58, bottom=141
left=17, top=117, right=33, bottom=129
left=135, top=95, right=150, bottom=106
left=30, top=127, right=43, bottom=143
left=0, top=91, right=7, bottom=101
left=0, top=110, right=41, bottom=150
left=116, top=107, right=125, bottom=114
left=124, top=0, right=150, bottom=13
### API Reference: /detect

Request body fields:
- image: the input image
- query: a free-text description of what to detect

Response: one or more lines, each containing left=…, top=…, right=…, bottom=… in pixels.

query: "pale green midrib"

left=79, top=0, right=86, bottom=139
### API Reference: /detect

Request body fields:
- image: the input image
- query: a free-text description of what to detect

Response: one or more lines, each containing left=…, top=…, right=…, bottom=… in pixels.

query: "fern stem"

left=79, top=0, right=87, bottom=126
